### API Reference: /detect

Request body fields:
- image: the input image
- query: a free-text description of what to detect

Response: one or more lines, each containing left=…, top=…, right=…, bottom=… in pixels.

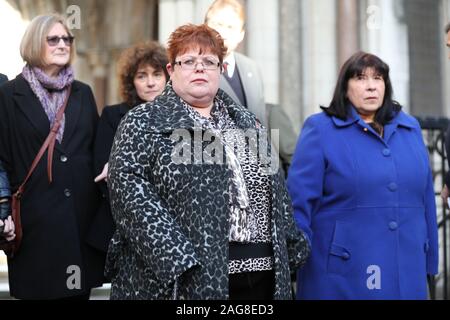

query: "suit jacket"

left=267, top=103, right=297, bottom=170
left=220, top=53, right=267, bottom=127
left=219, top=54, right=296, bottom=170
left=0, top=74, right=105, bottom=299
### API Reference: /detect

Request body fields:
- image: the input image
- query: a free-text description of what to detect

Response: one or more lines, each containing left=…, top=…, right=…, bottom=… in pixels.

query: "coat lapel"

left=13, top=75, right=51, bottom=142
left=61, top=83, right=81, bottom=148
left=12, top=75, right=79, bottom=153
left=383, top=111, right=415, bottom=143
left=235, top=54, right=254, bottom=105
left=219, top=76, right=242, bottom=105
left=234, top=53, right=267, bottom=126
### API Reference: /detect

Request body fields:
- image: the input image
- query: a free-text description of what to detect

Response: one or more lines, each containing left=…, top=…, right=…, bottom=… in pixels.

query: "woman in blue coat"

left=287, top=51, right=438, bottom=299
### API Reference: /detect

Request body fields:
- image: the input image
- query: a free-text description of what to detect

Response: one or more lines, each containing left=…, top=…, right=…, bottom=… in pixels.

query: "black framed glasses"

left=175, top=57, right=221, bottom=70
left=46, top=35, right=75, bottom=47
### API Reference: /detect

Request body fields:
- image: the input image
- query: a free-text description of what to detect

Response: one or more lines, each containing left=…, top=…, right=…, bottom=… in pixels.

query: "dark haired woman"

left=287, top=51, right=438, bottom=300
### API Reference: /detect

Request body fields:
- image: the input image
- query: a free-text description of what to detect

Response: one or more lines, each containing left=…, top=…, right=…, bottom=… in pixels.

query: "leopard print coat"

left=105, top=82, right=310, bottom=299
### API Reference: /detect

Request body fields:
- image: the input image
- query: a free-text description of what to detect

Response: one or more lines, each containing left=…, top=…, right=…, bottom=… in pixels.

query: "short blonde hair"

left=20, top=13, right=76, bottom=67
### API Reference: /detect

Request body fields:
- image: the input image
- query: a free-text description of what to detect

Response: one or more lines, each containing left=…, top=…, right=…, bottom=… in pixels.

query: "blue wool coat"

left=287, top=108, right=438, bottom=300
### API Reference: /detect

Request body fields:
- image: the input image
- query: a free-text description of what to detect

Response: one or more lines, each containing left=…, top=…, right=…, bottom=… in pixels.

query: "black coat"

left=0, top=73, right=8, bottom=85
left=0, top=74, right=105, bottom=299
left=86, top=103, right=128, bottom=253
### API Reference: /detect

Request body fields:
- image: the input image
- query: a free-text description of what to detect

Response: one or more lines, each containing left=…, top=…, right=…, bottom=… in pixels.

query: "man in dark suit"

left=0, top=73, right=8, bottom=84
left=205, top=0, right=266, bottom=125
left=205, top=0, right=297, bottom=171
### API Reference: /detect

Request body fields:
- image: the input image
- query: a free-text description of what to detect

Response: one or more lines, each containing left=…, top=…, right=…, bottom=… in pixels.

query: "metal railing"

left=416, top=116, right=450, bottom=300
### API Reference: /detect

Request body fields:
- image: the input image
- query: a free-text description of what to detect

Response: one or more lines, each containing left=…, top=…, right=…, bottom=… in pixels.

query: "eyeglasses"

left=174, top=57, right=221, bottom=70
left=46, top=35, right=75, bottom=47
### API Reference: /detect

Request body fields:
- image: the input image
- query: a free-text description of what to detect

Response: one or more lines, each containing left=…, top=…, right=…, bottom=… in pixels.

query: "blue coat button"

left=342, top=252, right=350, bottom=260
left=388, top=183, right=398, bottom=191
left=382, top=149, right=391, bottom=157
left=389, top=221, right=398, bottom=230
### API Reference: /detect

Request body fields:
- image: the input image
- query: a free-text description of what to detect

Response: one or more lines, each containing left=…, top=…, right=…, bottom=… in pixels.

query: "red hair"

left=167, top=24, right=227, bottom=65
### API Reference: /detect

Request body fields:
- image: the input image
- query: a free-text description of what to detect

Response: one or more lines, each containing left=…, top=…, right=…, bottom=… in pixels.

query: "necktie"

left=223, top=62, right=230, bottom=78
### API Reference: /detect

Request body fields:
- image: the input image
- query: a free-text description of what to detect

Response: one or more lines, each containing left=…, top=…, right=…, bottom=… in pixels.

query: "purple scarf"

left=22, top=65, right=74, bottom=142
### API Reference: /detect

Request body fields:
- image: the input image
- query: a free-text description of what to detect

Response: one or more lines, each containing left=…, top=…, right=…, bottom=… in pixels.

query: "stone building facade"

left=0, top=0, right=449, bottom=130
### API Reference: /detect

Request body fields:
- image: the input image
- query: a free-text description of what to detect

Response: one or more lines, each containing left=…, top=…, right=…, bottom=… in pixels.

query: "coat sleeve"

left=278, top=170, right=311, bottom=271
left=287, top=116, right=325, bottom=246
left=424, top=166, right=439, bottom=275
left=445, top=125, right=450, bottom=188
left=0, top=160, right=11, bottom=198
left=413, top=122, right=438, bottom=275
left=108, top=111, right=200, bottom=285
left=0, top=85, right=12, bottom=196
left=415, top=123, right=439, bottom=275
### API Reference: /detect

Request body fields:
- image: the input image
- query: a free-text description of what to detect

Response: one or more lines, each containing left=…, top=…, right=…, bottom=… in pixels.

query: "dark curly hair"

left=118, top=41, right=169, bottom=108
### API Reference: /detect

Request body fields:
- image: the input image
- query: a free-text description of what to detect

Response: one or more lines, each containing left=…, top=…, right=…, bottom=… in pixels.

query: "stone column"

left=360, top=0, right=410, bottom=111
left=443, top=0, right=450, bottom=117
left=279, top=0, right=302, bottom=132
left=86, top=51, right=109, bottom=113
left=247, top=0, right=279, bottom=104
left=282, top=0, right=337, bottom=132
left=158, top=0, right=195, bottom=45
left=337, top=0, right=359, bottom=66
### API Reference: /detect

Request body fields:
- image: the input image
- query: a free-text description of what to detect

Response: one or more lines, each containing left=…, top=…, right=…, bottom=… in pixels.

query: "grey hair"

left=20, top=13, right=75, bottom=67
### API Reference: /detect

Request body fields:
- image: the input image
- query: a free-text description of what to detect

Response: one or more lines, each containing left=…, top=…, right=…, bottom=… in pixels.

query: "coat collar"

left=13, top=74, right=81, bottom=151
left=331, top=105, right=415, bottom=143
left=147, top=81, right=258, bottom=133
left=331, top=105, right=415, bottom=129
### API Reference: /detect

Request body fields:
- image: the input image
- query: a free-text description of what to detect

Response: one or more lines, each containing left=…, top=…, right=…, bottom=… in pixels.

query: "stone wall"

left=6, top=0, right=159, bottom=112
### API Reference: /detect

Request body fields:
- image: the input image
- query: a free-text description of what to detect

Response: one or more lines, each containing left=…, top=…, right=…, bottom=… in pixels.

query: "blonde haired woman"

left=0, top=13, right=104, bottom=299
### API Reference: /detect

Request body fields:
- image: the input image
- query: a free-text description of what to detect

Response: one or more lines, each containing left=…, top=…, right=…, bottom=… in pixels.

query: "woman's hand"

left=94, top=163, right=109, bottom=183
left=1, top=216, right=16, bottom=241
left=0, top=197, right=11, bottom=220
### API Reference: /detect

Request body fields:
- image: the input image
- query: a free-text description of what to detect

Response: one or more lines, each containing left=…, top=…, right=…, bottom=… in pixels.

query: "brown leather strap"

left=8, top=86, right=71, bottom=257
left=15, top=85, right=72, bottom=194
left=47, top=86, right=71, bottom=183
